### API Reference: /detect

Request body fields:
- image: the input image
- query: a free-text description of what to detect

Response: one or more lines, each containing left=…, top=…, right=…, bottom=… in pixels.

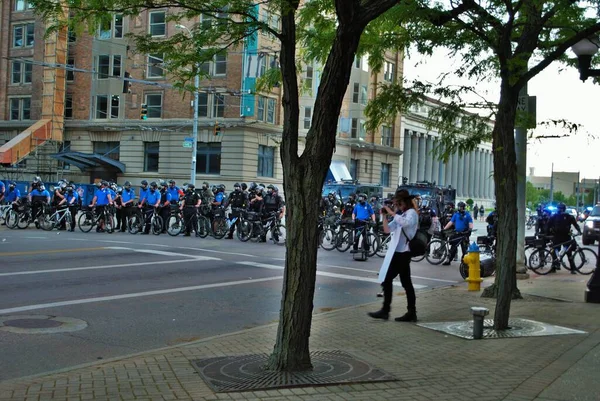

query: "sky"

left=403, top=49, right=600, bottom=181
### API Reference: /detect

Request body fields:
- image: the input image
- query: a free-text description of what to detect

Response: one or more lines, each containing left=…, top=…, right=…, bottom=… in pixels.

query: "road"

left=0, top=222, right=485, bottom=381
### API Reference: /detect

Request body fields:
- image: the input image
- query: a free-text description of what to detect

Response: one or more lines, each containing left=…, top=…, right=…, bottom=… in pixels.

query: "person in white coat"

left=368, top=189, right=419, bottom=322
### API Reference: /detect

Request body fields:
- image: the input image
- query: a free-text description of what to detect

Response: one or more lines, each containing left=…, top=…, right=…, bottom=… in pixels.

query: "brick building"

left=0, top=6, right=403, bottom=194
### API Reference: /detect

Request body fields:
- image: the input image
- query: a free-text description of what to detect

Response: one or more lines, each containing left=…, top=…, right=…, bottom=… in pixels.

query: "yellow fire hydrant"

left=464, top=242, right=483, bottom=291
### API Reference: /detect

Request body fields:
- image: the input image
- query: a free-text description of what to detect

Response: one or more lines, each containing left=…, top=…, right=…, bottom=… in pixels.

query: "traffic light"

left=140, top=103, right=148, bottom=120
left=213, top=122, right=221, bottom=135
left=123, top=72, right=132, bottom=94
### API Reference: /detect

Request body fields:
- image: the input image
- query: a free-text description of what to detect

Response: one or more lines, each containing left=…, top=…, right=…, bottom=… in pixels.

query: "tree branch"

left=359, top=0, right=400, bottom=25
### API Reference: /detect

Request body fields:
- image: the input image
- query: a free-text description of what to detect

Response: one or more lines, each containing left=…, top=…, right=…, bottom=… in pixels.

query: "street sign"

left=182, top=142, right=193, bottom=148
left=516, top=95, right=537, bottom=129
left=184, top=137, right=194, bottom=142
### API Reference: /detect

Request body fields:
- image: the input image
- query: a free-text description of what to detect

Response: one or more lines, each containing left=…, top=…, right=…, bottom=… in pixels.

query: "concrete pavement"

left=0, top=269, right=598, bottom=401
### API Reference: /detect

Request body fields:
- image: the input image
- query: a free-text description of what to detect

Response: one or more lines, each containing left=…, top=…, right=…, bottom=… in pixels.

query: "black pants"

left=142, top=207, right=154, bottom=234
left=183, top=207, right=197, bottom=235
left=382, top=252, right=415, bottom=312
left=57, top=206, right=68, bottom=229
left=68, top=205, right=78, bottom=229
left=448, top=233, right=469, bottom=262
left=550, top=236, right=576, bottom=270
left=159, top=206, right=170, bottom=232
left=353, top=221, right=368, bottom=251
left=117, top=205, right=131, bottom=231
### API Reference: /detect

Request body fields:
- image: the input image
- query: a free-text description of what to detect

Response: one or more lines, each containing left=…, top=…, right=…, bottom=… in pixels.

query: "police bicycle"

left=226, top=207, right=252, bottom=240
left=78, top=206, right=114, bottom=233
left=127, top=205, right=146, bottom=234
left=197, top=206, right=229, bottom=239
left=527, top=234, right=597, bottom=275
left=335, top=220, right=379, bottom=257
left=40, top=205, right=75, bottom=231
left=239, top=211, right=287, bottom=245
left=0, top=203, right=11, bottom=225
left=425, top=229, right=473, bottom=265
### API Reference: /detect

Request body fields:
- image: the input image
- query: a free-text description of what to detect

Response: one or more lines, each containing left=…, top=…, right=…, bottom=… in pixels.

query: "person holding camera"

left=369, top=189, right=419, bottom=322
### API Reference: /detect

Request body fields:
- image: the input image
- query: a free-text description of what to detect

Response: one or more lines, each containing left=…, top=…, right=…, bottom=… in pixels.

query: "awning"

left=50, top=152, right=126, bottom=173
left=327, top=161, right=352, bottom=182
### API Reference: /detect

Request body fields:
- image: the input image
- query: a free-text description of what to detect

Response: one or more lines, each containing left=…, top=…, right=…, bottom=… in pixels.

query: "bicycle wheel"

left=16, top=212, right=31, bottom=229
left=40, top=214, right=55, bottom=231
left=524, top=245, right=536, bottom=268
left=335, top=230, right=352, bottom=252
left=78, top=211, right=95, bottom=233
left=528, top=249, right=554, bottom=275
left=128, top=214, right=143, bottom=234
left=320, top=228, right=337, bottom=251
left=270, top=224, right=287, bottom=246
left=376, top=235, right=390, bottom=258
left=66, top=211, right=75, bottom=232
left=151, top=215, right=163, bottom=235
left=197, top=215, right=210, bottom=238
left=167, top=215, right=183, bottom=236
left=425, top=239, right=447, bottom=265
left=212, top=218, right=228, bottom=239
left=249, top=222, right=262, bottom=242
left=104, top=213, right=115, bottom=233
left=5, top=210, right=19, bottom=229
left=572, top=248, right=597, bottom=275
left=459, top=261, right=469, bottom=280
left=237, top=220, right=252, bottom=242
left=366, top=232, right=379, bottom=257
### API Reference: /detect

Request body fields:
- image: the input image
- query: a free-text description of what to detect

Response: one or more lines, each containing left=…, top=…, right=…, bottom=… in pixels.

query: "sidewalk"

left=1, top=273, right=599, bottom=401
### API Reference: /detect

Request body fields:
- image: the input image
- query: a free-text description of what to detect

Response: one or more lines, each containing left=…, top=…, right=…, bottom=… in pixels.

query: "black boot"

left=367, top=309, right=389, bottom=320
left=395, top=308, right=417, bottom=322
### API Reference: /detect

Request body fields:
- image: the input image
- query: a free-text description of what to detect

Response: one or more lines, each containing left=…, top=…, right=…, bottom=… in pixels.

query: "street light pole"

left=176, top=24, right=199, bottom=186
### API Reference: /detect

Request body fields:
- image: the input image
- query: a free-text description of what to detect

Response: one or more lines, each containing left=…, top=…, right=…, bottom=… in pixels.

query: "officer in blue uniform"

left=167, top=180, right=181, bottom=205
left=159, top=181, right=172, bottom=233
left=138, top=180, right=149, bottom=208
left=90, top=181, right=113, bottom=232
left=120, top=181, right=135, bottom=232
left=351, top=193, right=376, bottom=253
left=65, top=184, right=79, bottom=231
left=5, top=182, right=20, bottom=203
left=141, top=181, right=161, bottom=234
left=29, top=184, right=51, bottom=226
left=443, top=201, right=474, bottom=265
left=0, top=180, right=5, bottom=203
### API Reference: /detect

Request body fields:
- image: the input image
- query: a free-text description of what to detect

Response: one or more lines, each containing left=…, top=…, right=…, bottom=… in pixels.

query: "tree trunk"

left=266, top=7, right=364, bottom=371
left=481, top=82, right=522, bottom=330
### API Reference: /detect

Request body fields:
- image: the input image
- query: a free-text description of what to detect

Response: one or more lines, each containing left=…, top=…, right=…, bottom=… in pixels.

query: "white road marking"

left=237, top=262, right=427, bottom=289
left=104, top=247, right=219, bottom=259
left=174, top=246, right=257, bottom=258
left=0, top=258, right=216, bottom=277
left=0, top=276, right=283, bottom=315
left=24, top=236, right=48, bottom=239
left=317, top=263, right=457, bottom=283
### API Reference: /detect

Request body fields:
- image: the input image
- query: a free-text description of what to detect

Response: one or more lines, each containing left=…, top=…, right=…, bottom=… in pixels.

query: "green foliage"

left=466, top=198, right=474, bottom=206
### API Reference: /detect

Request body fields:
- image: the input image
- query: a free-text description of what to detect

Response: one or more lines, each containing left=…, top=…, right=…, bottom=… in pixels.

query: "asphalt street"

left=0, top=220, right=485, bottom=381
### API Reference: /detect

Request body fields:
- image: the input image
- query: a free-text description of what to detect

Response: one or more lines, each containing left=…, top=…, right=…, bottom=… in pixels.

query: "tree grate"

left=191, top=350, right=397, bottom=393
left=417, top=318, right=586, bottom=339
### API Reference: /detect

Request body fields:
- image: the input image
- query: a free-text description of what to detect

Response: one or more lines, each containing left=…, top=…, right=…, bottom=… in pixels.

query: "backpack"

left=402, top=228, right=428, bottom=257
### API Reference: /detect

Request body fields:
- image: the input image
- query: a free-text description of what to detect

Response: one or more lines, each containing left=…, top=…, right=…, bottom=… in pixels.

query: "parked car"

left=582, top=204, right=600, bottom=246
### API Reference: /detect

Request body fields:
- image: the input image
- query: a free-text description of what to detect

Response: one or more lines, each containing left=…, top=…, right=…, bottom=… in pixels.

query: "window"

left=305, top=66, right=313, bottom=91
left=68, top=29, right=77, bottom=43
left=359, top=119, right=366, bottom=139
left=147, top=54, right=164, bottom=78
left=266, top=98, right=275, bottom=124
left=93, top=141, right=120, bottom=161
left=99, top=14, right=124, bottom=39
left=114, top=15, right=124, bottom=38
left=11, top=61, right=32, bottom=84
left=214, top=54, right=227, bottom=75
left=9, top=97, right=31, bottom=120
left=384, top=61, right=395, bottom=82
left=258, top=55, right=267, bottom=77
left=257, top=145, right=275, bottom=177
left=351, top=118, right=358, bottom=138
left=257, top=97, right=265, bottom=121
left=110, top=95, right=120, bottom=119
left=352, top=83, right=359, bottom=103
left=381, top=126, right=392, bottom=147
left=354, top=56, right=361, bottom=69
left=98, top=55, right=110, bottom=79
left=66, top=57, right=75, bottom=81
left=304, top=107, right=312, bottom=129
left=95, top=95, right=108, bottom=118
left=112, top=55, right=122, bottom=77
left=196, top=142, right=221, bottom=174
left=15, top=0, right=33, bottom=11
left=58, top=141, right=71, bottom=169
left=360, top=85, right=368, bottom=105
left=99, top=19, right=111, bottom=39
left=380, top=163, right=391, bottom=187
left=145, top=93, right=163, bottom=118
left=13, top=23, right=35, bottom=48
left=65, top=95, right=73, bottom=119
left=213, top=94, right=225, bottom=118
left=197, top=93, right=208, bottom=117
left=350, top=159, right=358, bottom=180
left=149, top=11, right=166, bottom=37
left=144, top=142, right=160, bottom=172
left=201, top=13, right=214, bottom=29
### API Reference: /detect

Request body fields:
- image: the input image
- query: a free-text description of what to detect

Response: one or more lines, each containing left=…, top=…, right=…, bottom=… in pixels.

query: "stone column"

left=432, top=150, right=440, bottom=185
left=417, top=134, right=426, bottom=181
left=438, top=160, right=445, bottom=186
left=482, top=151, right=488, bottom=199
left=425, top=135, right=434, bottom=182
left=446, top=156, right=453, bottom=188
left=409, top=132, right=418, bottom=183
left=469, top=151, right=476, bottom=198
left=402, top=130, right=411, bottom=180
left=457, top=154, right=465, bottom=198
left=487, top=151, right=494, bottom=199
left=451, top=153, right=459, bottom=192
left=479, top=150, right=485, bottom=198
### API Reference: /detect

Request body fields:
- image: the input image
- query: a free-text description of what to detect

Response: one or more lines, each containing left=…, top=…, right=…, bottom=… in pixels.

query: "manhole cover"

left=0, top=315, right=87, bottom=334
left=4, top=319, right=63, bottom=329
left=418, top=318, right=586, bottom=339
left=192, top=350, right=397, bottom=393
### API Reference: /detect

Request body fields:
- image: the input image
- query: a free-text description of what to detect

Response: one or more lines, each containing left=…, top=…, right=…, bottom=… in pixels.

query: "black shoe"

left=69, top=228, right=75, bottom=232
left=226, top=235, right=233, bottom=239
left=442, top=261, right=451, bottom=266
left=367, top=310, right=389, bottom=320
left=184, top=233, right=191, bottom=237
left=140, top=232, right=149, bottom=235
left=120, top=229, right=126, bottom=232
left=350, top=249, right=359, bottom=254
left=395, top=310, right=417, bottom=322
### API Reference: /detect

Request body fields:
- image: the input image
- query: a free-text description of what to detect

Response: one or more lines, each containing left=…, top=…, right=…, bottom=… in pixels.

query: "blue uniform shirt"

left=5, top=188, right=20, bottom=202
left=353, top=202, right=374, bottom=221
left=121, top=188, right=135, bottom=203
left=451, top=211, right=473, bottom=232
left=215, top=192, right=224, bottom=204
left=108, top=189, right=116, bottom=199
left=167, top=186, right=180, bottom=203
left=66, top=191, right=79, bottom=205
left=30, top=189, right=50, bottom=199
left=145, top=189, right=161, bottom=206
left=139, top=188, right=149, bottom=204
left=0, top=181, right=5, bottom=195
left=94, top=188, right=110, bottom=206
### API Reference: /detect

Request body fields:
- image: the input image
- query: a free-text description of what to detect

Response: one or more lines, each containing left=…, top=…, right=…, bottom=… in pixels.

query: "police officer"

left=547, top=202, right=582, bottom=273
left=89, top=181, right=113, bottom=232
left=261, top=185, right=285, bottom=242
left=114, top=186, right=124, bottom=231
left=159, top=181, right=172, bottom=233
left=167, top=179, right=181, bottom=205
left=65, top=184, right=79, bottom=231
left=370, top=194, right=382, bottom=222
left=212, top=184, right=226, bottom=208
left=351, top=193, right=376, bottom=253
left=5, top=182, right=21, bottom=204
left=120, top=181, right=135, bottom=232
left=247, top=182, right=258, bottom=202
left=226, top=183, right=248, bottom=239
left=341, top=193, right=357, bottom=221
left=138, top=180, right=149, bottom=207
left=486, top=206, right=498, bottom=237
left=0, top=180, right=5, bottom=203
left=442, top=201, right=474, bottom=265
left=54, top=181, right=69, bottom=230
left=249, top=186, right=264, bottom=213
left=180, top=184, right=201, bottom=237
left=29, top=183, right=51, bottom=227
left=30, top=176, right=42, bottom=192
left=241, top=183, right=248, bottom=196
left=141, top=182, right=161, bottom=234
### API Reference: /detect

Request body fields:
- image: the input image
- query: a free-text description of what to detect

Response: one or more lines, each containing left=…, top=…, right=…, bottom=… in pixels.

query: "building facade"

left=401, top=100, right=496, bottom=206
left=0, top=5, right=403, bottom=195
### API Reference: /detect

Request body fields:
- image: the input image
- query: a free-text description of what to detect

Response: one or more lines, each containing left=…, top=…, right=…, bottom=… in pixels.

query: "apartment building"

left=0, top=5, right=403, bottom=194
